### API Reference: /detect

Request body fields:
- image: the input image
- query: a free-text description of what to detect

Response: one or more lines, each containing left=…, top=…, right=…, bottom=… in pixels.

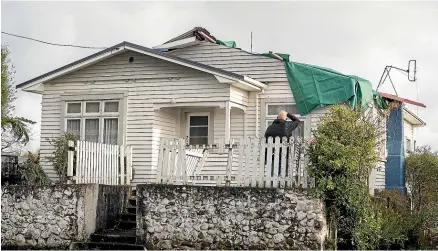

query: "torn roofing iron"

left=379, top=92, right=426, bottom=108
left=16, top=41, right=244, bottom=89
left=163, top=27, right=216, bottom=44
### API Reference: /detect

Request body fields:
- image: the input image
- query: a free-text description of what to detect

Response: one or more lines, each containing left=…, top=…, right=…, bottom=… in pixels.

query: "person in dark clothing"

left=264, top=110, right=301, bottom=139
left=264, top=110, right=301, bottom=177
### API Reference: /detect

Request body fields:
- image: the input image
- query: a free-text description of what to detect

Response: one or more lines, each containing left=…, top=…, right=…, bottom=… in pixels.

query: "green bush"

left=308, top=105, right=384, bottom=249
left=46, top=133, right=76, bottom=183
left=20, top=151, right=51, bottom=185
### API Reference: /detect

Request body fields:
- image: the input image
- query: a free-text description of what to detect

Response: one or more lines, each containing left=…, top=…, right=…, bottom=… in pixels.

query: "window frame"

left=260, top=98, right=310, bottom=139
left=406, top=138, right=412, bottom=153
left=66, top=102, right=82, bottom=115
left=84, top=101, right=101, bottom=116
left=61, top=93, right=125, bottom=145
left=186, top=112, right=211, bottom=145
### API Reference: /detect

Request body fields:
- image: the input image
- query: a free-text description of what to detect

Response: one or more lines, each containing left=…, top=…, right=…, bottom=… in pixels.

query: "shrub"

left=19, top=151, right=51, bottom=185
left=46, top=133, right=76, bottom=183
left=307, top=105, right=384, bottom=249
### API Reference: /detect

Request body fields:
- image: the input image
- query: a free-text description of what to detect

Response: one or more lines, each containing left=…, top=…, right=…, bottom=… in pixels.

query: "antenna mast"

left=250, top=31, right=253, bottom=52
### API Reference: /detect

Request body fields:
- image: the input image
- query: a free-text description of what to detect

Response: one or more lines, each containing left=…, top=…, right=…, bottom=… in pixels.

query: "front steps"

left=71, top=190, right=143, bottom=250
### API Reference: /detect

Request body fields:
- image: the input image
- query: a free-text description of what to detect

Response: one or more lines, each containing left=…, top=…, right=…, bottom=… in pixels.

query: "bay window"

left=64, top=100, right=121, bottom=144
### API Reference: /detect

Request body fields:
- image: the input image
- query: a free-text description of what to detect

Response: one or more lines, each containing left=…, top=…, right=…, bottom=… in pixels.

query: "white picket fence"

left=156, top=137, right=312, bottom=188
left=67, top=140, right=133, bottom=185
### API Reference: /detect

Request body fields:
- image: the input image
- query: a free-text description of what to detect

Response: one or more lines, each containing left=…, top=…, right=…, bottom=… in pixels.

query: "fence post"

left=126, top=145, right=133, bottom=185
left=67, top=140, right=75, bottom=184
left=120, top=145, right=125, bottom=185
left=225, top=139, right=233, bottom=187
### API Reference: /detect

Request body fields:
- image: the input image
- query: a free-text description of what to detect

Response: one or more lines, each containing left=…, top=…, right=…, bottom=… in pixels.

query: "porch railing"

left=156, top=137, right=313, bottom=188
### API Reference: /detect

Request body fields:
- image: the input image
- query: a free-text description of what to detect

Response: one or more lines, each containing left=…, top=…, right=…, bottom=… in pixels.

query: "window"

left=406, top=138, right=412, bottom=153
left=103, top=118, right=118, bottom=145
left=187, top=114, right=209, bottom=145
left=267, top=104, right=300, bottom=116
left=64, top=100, right=120, bottom=144
left=66, top=119, right=81, bottom=140
left=85, top=102, right=100, bottom=113
left=67, top=103, right=81, bottom=114
left=264, top=103, right=306, bottom=138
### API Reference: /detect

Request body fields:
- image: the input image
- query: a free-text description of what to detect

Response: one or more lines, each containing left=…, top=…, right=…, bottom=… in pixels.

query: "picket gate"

left=67, top=140, right=133, bottom=185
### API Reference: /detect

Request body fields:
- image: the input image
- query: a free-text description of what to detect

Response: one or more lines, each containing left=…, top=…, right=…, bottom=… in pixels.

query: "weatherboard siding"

left=403, top=119, right=414, bottom=154
left=170, top=42, right=287, bottom=83
left=39, top=51, right=232, bottom=184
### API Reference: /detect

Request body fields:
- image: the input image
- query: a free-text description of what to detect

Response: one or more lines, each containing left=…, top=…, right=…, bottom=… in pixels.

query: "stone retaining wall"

left=1, top=184, right=129, bottom=249
left=137, top=184, right=327, bottom=250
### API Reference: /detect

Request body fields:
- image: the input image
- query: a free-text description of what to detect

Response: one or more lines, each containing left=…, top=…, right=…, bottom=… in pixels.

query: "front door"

left=186, top=112, right=210, bottom=145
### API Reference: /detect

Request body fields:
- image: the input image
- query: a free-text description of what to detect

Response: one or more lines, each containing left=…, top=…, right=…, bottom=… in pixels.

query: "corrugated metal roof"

left=16, top=41, right=243, bottom=89
left=379, top=92, right=426, bottom=108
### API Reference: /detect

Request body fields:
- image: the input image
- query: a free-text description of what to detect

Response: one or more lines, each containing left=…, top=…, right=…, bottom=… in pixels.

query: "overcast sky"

left=2, top=1, right=438, bottom=151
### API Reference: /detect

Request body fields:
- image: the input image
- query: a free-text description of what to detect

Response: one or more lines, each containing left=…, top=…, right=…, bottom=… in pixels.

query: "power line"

left=1, top=31, right=107, bottom=50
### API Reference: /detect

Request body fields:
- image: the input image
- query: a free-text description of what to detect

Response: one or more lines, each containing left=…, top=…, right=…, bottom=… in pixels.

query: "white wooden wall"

left=404, top=118, right=414, bottom=154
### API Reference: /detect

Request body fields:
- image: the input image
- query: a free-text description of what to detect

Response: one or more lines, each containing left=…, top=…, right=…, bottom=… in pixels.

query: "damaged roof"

left=379, top=92, right=426, bottom=108
left=163, top=27, right=217, bottom=44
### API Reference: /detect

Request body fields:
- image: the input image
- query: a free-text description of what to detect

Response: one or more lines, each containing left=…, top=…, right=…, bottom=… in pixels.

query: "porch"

left=153, top=100, right=248, bottom=145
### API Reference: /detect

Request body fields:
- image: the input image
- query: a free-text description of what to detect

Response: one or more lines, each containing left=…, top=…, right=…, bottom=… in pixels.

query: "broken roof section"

left=163, top=27, right=217, bottom=44
left=378, top=92, right=426, bottom=108
left=158, top=27, right=237, bottom=50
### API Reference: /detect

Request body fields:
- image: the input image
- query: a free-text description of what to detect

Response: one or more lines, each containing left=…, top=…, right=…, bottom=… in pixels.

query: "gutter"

left=403, top=106, right=426, bottom=126
left=242, top=76, right=267, bottom=89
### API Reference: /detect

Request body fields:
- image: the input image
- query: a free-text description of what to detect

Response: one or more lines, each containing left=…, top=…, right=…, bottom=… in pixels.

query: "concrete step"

left=126, top=206, right=136, bottom=214
left=70, top=241, right=144, bottom=250
left=117, top=220, right=136, bottom=230
left=90, top=230, right=136, bottom=244
left=121, top=213, right=136, bottom=222
left=129, top=198, right=136, bottom=207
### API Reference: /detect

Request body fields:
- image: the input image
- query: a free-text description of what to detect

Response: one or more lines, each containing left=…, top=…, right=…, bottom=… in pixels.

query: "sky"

left=2, top=1, right=438, bottom=151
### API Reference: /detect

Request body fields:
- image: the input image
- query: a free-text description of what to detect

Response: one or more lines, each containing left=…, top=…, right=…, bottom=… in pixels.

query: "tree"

left=307, top=105, right=385, bottom=249
left=406, top=146, right=438, bottom=227
left=1, top=45, right=35, bottom=153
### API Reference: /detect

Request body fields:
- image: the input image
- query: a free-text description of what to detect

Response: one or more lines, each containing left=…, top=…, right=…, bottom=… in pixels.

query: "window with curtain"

left=66, top=119, right=81, bottom=140
left=85, top=119, right=99, bottom=142
left=65, top=100, right=120, bottom=144
left=103, top=118, right=118, bottom=145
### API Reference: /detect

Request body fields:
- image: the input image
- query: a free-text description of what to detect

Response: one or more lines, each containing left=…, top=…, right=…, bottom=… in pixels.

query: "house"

left=17, top=27, right=424, bottom=189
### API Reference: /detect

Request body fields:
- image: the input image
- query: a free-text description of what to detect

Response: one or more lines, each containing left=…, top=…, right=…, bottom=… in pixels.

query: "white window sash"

left=63, top=100, right=121, bottom=144
left=186, top=112, right=210, bottom=145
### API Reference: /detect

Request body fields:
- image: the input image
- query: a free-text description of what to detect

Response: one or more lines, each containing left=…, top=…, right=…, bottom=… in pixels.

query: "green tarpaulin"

left=261, top=53, right=386, bottom=115
left=216, top=40, right=237, bottom=48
